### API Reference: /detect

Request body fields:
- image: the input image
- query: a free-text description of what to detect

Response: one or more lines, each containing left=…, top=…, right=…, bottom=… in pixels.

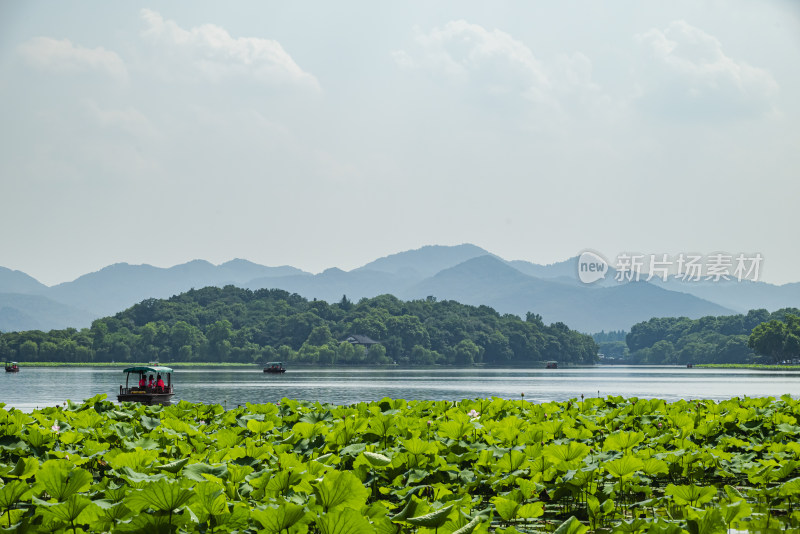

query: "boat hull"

left=117, top=392, right=174, bottom=405
left=263, top=368, right=286, bottom=373
left=118, top=385, right=174, bottom=405
left=5, top=369, right=19, bottom=373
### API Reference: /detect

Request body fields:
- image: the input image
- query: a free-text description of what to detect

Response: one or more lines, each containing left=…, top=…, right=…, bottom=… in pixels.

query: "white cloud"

left=17, top=37, right=128, bottom=82
left=635, top=20, right=779, bottom=118
left=139, top=9, right=320, bottom=90
left=394, top=20, right=551, bottom=102
left=393, top=20, right=608, bottom=118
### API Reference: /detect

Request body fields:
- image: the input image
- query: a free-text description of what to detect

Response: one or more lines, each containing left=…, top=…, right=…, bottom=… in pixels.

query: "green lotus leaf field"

left=1, top=393, right=800, bottom=533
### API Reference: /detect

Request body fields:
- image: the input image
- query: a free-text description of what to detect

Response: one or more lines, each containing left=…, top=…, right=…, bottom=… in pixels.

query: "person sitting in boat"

left=138, top=374, right=146, bottom=388
left=156, top=375, right=165, bottom=391
left=148, top=375, right=155, bottom=390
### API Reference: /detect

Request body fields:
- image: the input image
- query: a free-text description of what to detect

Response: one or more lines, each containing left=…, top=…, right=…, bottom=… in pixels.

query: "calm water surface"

left=2, top=366, right=800, bottom=412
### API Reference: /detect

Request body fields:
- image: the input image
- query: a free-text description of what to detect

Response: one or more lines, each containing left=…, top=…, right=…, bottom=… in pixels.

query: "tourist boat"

left=263, top=361, right=286, bottom=374
left=4, top=361, right=19, bottom=373
left=117, top=365, right=174, bottom=405
left=545, top=361, right=558, bottom=369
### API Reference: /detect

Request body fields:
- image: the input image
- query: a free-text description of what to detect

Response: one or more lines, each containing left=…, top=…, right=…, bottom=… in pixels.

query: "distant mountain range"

left=1, top=244, right=798, bottom=333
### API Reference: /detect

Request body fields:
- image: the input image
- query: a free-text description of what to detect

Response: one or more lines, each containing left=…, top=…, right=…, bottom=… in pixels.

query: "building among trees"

left=345, top=335, right=380, bottom=349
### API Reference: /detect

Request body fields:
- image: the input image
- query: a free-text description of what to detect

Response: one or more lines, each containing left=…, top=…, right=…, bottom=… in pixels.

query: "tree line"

left=0, top=286, right=598, bottom=366
left=625, top=308, right=800, bottom=365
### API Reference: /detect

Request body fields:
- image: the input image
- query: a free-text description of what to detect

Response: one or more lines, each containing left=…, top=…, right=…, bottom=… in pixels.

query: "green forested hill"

left=0, top=286, right=597, bottom=366
left=626, top=308, right=800, bottom=364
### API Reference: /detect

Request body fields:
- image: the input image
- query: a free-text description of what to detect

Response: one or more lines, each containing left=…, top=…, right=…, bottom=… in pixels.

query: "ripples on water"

left=2, top=366, right=799, bottom=412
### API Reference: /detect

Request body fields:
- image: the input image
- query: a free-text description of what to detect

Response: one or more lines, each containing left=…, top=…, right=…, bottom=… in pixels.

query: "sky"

left=1, top=1, right=799, bottom=287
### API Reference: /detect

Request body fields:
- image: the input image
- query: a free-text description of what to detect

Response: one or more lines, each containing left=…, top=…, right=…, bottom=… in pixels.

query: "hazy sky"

left=2, top=2, right=798, bottom=286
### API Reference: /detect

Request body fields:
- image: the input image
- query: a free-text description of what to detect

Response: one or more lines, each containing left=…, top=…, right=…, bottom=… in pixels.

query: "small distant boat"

left=4, top=361, right=19, bottom=373
left=118, top=365, right=174, bottom=405
left=687, top=363, right=693, bottom=368
left=545, top=361, right=558, bottom=369
left=263, top=361, right=286, bottom=374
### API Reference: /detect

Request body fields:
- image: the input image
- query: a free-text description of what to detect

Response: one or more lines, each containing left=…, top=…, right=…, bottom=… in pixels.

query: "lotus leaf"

left=125, top=478, right=196, bottom=531
left=40, top=494, right=96, bottom=526
left=685, top=506, right=727, bottom=534
left=23, top=426, right=54, bottom=449
left=95, top=500, right=135, bottom=523
left=451, top=515, right=482, bottom=534
left=404, top=437, right=436, bottom=456
left=318, top=507, right=374, bottom=534
left=492, top=497, right=520, bottom=521
left=2, top=457, right=38, bottom=480
left=603, top=431, right=644, bottom=453
left=406, top=503, right=455, bottom=528
left=0, top=480, right=31, bottom=526
left=438, top=420, right=474, bottom=441
left=604, top=456, right=643, bottom=479
left=105, top=448, right=159, bottom=471
left=363, top=451, right=392, bottom=468
left=156, top=457, right=190, bottom=473
left=517, top=502, right=544, bottom=519
left=183, top=462, right=229, bottom=482
left=251, top=502, right=309, bottom=534
left=314, top=470, right=369, bottom=512
left=544, top=441, right=590, bottom=464
left=720, top=499, right=750, bottom=526
left=665, top=484, right=716, bottom=507
left=552, top=516, right=588, bottom=534
left=36, top=461, right=92, bottom=502
left=497, top=450, right=527, bottom=473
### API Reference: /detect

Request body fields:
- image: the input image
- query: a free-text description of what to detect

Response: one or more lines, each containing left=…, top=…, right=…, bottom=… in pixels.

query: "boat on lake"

left=117, top=365, right=174, bottom=405
left=263, top=361, right=286, bottom=374
left=4, top=361, right=19, bottom=373
left=545, top=361, right=558, bottom=369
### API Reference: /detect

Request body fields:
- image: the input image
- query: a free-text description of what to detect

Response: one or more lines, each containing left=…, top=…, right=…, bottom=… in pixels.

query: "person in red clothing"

left=138, top=374, right=146, bottom=388
left=156, top=374, right=165, bottom=391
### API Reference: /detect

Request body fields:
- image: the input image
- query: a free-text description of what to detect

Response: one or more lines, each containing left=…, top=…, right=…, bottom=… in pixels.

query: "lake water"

left=2, top=365, right=800, bottom=412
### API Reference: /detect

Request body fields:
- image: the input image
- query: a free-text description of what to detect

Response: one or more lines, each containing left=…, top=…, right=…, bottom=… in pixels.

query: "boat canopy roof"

left=264, top=361, right=284, bottom=366
left=123, top=365, right=173, bottom=374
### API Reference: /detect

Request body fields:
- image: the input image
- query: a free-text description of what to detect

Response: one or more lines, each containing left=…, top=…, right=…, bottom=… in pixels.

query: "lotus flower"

left=51, top=421, right=60, bottom=433
left=468, top=409, right=480, bottom=419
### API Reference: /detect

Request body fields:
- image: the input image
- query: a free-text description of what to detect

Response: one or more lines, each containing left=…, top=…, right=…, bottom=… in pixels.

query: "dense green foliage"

left=0, top=286, right=597, bottom=367
left=625, top=308, right=800, bottom=365
left=2, top=394, right=800, bottom=532
left=748, top=315, right=800, bottom=364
